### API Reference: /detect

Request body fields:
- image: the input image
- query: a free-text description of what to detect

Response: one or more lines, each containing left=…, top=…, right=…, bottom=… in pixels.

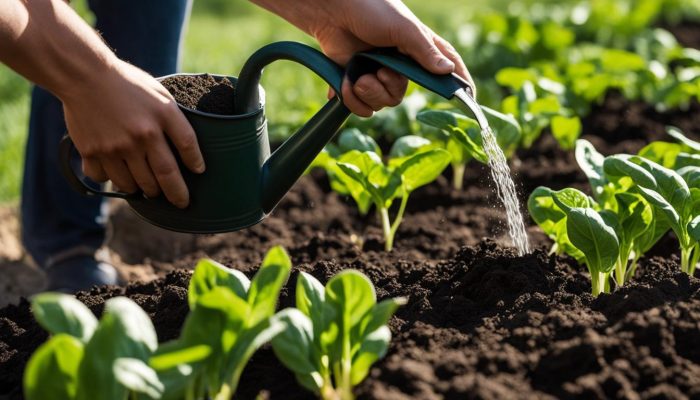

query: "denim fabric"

left=21, top=0, right=191, bottom=267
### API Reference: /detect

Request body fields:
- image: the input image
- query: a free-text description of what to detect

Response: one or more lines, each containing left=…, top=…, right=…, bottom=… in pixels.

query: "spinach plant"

left=24, top=294, right=166, bottom=400
left=271, top=270, right=406, bottom=400
left=154, top=246, right=291, bottom=400
left=604, top=155, right=700, bottom=275
left=529, top=186, right=619, bottom=295
left=416, top=106, right=521, bottom=189
left=335, top=145, right=451, bottom=251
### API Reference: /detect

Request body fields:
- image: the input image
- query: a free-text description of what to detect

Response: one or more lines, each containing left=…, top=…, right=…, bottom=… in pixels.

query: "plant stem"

left=689, top=244, right=700, bottom=276
left=614, top=259, right=625, bottom=288
left=590, top=271, right=601, bottom=297
left=626, top=253, right=640, bottom=282
left=388, top=194, right=409, bottom=248
left=681, top=246, right=691, bottom=275
left=452, top=163, right=465, bottom=190
left=380, top=207, right=392, bottom=251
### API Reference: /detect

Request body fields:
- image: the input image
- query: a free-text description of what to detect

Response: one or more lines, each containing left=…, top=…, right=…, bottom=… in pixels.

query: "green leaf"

left=223, top=314, right=287, bottom=392
left=24, top=334, right=84, bottom=400
left=326, top=270, right=376, bottom=330
left=562, top=207, right=620, bottom=274
left=603, top=155, right=656, bottom=188
left=77, top=297, right=158, bottom=400
left=689, top=216, right=700, bottom=242
left=551, top=116, right=581, bottom=150
left=575, top=139, right=607, bottom=199
left=113, top=358, right=164, bottom=399
left=338, top=128, right=381, bottom=156
left=480, top=106, right=521, bottom=154
left=638, top=141, right=682, bottom=168
left=528, top=187, right=564, bottom=231
left=677, top=166, right=700, bottom=188
left=495, top=67, right=538, bottom=90
left=667, top=126, right=700, bottom=153
left=30, top=293, right=97, bottom=342
left=389, top=135, right=431, bottom=158
left=188, top=259, right=250, bottom=309
left=270, top=309, right=319, bottom=379
left=398, top=149, right=451, bottom=192
left=350, top=326, right=391, bottom=386
left=149, top=343, right=211, bottom=371
left=246, top=246, right=291, bottom=327
left=356, top=297, right=406, bottom=340
left=451, top=127, right=488, bottom=164
left=551, top=188, right=591, bottom=212
left=676, top=153, right=700, bottom=169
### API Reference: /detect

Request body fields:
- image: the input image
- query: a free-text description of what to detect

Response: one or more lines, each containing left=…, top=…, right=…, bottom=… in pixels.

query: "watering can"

left=60, top=41, right=476, bottom=233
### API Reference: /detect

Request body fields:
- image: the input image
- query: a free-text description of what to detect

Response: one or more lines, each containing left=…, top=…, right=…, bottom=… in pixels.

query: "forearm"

left=0, top=0, right=117, bottom=101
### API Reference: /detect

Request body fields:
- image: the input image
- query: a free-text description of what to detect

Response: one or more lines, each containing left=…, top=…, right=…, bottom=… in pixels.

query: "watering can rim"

left=158, top=72, right=266, bottom=120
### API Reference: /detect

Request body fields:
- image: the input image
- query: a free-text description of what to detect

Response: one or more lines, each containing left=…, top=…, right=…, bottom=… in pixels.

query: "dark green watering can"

left=60, top=41, right=474, bottom=233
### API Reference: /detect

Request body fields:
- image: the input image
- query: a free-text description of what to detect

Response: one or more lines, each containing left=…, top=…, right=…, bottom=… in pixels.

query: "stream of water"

left=452, top=88, right=530, bottom=256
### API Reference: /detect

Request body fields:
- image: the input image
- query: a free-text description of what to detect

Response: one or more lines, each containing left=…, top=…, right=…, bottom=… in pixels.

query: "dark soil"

left=2, top=243, right=699, bottom=400
left=666, top=21, right=700, bottom=49
left=161, top=74, right=236, bottom=115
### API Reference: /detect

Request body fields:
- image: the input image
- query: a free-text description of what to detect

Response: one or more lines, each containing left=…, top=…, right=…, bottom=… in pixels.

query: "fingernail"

left=355, top=84, right=369, bottom=95
left=195, top=162, right=206, bottom=174
left=437, top=57, right=455, bottom=69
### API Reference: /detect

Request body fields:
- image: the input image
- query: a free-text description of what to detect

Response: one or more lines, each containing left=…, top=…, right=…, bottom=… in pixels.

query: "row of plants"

left=529, top=127, right=700, bottom=296
left=23, top=247, right=404, bottom=400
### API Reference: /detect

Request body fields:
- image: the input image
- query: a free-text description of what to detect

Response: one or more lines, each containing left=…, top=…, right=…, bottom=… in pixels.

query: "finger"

left=397, top=24, right=455, bottom=75
left=341, top=78, right=374, bottom=117
left=433, top=35, right=476, bottom=96
left=353, top=74, right=401, bottom=111
left=147, top=138, right=189, bottom=208
left=82, top=157, right=108, bottom=183
left=327, top=86, right=336, bottom=100
left=376, top=68, right=408, bottom=102
left=102, top=158, right=138, bottom=193
left=126, top=156, right=160, bottom=198
left=162, top=101, right=205, bottom=174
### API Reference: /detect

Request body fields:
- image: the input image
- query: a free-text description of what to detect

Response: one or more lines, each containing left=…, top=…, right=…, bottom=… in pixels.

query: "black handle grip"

left=346, top=47, right=474, bottom=99
left=59, top=135, right=131, bottom=199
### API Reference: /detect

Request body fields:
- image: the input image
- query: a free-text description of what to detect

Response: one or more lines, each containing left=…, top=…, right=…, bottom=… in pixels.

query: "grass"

left=0, top=0, right=561, bottom=204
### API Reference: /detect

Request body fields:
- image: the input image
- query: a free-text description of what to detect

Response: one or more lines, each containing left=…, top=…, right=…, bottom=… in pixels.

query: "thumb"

left=398, top=26, right=455, bottom=75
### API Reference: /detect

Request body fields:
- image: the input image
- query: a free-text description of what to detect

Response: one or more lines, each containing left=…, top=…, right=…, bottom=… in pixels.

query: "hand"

left=62, top=59, right=205, bottom=208
left=253, top=0, right=473, bottom=117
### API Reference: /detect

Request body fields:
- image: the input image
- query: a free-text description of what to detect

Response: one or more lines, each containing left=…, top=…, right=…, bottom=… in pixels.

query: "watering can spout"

left=260, top=98, right=349, bottom=212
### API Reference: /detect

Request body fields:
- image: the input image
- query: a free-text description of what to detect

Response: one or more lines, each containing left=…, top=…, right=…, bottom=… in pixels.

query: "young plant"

left=335, top=145, right=451, bottom=251
left=271, top=270, right=406, bottom=400
left=416, top=106, right=521, bottom=189
left=154, top=246, right=291, bottom=400
left=528, top=186, right=619, bottom=296
left=24, top=294, right=166, bottom=400
left=604, top=155, right=700, bottom=275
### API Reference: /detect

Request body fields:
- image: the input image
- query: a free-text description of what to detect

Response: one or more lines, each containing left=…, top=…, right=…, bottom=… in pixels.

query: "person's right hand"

left=61, top=59, right=204, bottom=208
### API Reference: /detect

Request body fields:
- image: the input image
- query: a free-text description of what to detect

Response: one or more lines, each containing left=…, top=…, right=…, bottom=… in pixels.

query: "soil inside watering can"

left=161, top=74, right=236, bottom=115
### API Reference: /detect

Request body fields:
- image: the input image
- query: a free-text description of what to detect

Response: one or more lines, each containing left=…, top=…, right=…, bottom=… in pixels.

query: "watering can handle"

left=58, top=135, right=132, bottom=199
left=346, top=47, right=474, bottom=99
left=235, top=42, right=352, bottom=213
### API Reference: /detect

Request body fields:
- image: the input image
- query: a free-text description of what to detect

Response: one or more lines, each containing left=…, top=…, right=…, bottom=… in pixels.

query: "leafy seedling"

left=336, top=146, right=451, bottom=251
left=24, top=294, right=163, bottom=400
left=271, top=270, right=406, bottom=400
left=604, top=155, right=699, bottom=275
left=156, top=246, right=292, bottom=400
left=416, top=107, right=520, bottom=189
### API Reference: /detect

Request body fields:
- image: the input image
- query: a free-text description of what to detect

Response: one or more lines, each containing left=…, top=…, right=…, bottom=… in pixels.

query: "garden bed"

left=1, top=89, right=699, bottom=398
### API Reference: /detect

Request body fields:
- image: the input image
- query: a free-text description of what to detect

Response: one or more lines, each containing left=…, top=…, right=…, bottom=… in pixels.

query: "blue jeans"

left=22, top=0, right=191, bottom=267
